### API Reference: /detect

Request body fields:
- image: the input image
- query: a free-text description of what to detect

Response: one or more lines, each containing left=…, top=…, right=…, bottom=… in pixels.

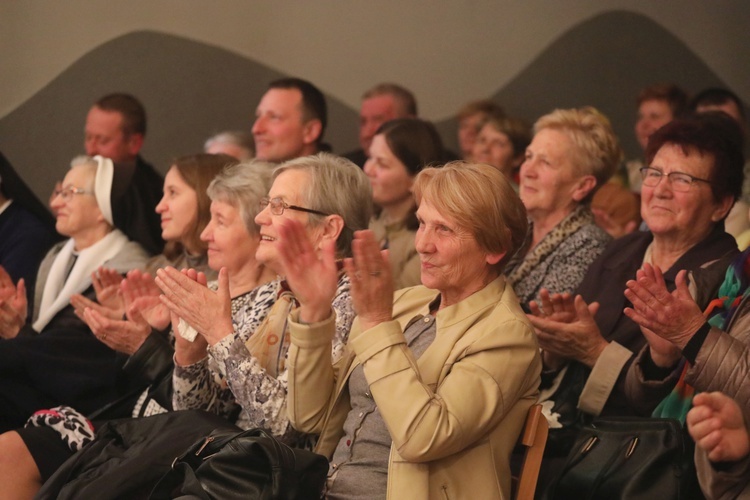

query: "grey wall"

left=1, top=2, right=748, bottom=203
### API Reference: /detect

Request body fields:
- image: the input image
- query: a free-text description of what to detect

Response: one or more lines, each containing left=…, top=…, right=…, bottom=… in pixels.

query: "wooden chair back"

left=512, top=403, right=548, bottom=500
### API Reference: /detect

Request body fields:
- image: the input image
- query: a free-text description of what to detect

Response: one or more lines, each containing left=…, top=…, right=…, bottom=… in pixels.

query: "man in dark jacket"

left=51, top=93, right=164, bottom=254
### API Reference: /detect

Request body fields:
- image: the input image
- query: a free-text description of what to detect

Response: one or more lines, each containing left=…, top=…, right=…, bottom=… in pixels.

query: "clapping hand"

left=276, top=219, right=339, bottom=324
left=121, top=269, right=170, bottom=330
left=528, top=289, right=606, bottom=368
left=0, top=267, right=26, bottom=339
left=688, top=392, right=750, bottom=463
left=156, top=267, right=233, bottom=346
left=624, top=264, right=703, bottom=367
left=343, top=230, right=393, bottom=332
left=70, top=267, right=126, bottom=321
left=92, top=267, right=125, bottom=314
left=83, top=302, right=152, bottom=355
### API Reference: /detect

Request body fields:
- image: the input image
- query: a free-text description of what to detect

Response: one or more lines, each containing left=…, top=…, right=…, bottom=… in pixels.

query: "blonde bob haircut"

left=533, top=107, right=623, bottom=203
left=412, top=161, right=528, bottom=274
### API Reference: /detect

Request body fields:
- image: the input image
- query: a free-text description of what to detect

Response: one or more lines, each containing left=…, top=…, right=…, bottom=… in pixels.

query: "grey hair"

left=273, top=153, right=373, bottom=258
left=69, top=155, right=98, bottom=191
left=206, top=160, right=275, bottom=235
left=204, top=130, right=255, bottom=159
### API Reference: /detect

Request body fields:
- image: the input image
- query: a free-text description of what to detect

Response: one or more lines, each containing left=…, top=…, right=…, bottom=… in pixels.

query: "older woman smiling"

left=505, top=107, right=620, bottom=306
left=282, top=162, right=541, bottom=499
left=527, top=114, right=741, bottom=483
left=157, top=153, right=372, bottom=439
left=0, top=156, right=149, bottom=431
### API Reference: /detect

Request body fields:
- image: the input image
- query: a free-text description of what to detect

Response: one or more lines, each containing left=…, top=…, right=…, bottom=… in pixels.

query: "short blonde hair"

left=534, top=107, right=623, bottom=201
left=413, top=161, right=528, bottom=273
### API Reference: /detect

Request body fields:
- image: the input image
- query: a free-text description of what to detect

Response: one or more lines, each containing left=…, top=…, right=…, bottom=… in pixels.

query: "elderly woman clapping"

left=154, top=153, right=371, bottom=438
left=619, top=117, right=748, bottom=418
left=0, top=155, right=149, bottom=431
left=527, top=113, right=740, bottom=453
left=505, top=107, right=620, bottom=305
left=282, top=162, right=541, bottom=499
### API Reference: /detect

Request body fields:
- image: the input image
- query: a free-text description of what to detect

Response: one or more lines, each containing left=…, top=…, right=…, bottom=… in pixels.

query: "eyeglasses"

left=259, top=197, right=330, bottom=217
left=639, top=167, right=712, bottom=193
left=53, top=186, right=94, bottom=201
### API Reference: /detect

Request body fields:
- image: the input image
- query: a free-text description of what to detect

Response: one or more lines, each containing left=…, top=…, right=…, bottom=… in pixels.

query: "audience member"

left=0, top=153, right=58, bottom=305
left=156, top=153, right=371, bottom=442
left=0, top=153, right=241, bottom=497
left=204, top=130, right=255, bottom=160
left=252, top=78, right=327, bottom=163
left=688, top=392, right=750, bottom=499
left=365, top=118, right=444, bottom=289
left=505, top=107, right=618, bottom=305
left=472, top=113, right=531, bottom=186
left=620, top=113, right=746, bottom=408
left=57, top=93, right=165, bottom=255
left=528, top=113, right=740, bottom=491
left=590, top=182, right=641, bottom=238
left=73, top=153, right=240, bottom=393
left=622, top=83, right=688, bottom=193
left=690, top=88, right=750, bottom=239
left=456, top=99, right=505, bottom=161
left=0, top=156, right=150, bottom=432
left=284, top=162, right=540, bottom=499
left=343, top=83, right=417, bottom=167
left=691, top=88, right=747, bottom=132
left=624, top=244, right=750, bottom=498
left=32, top=153, right=371, bottom=498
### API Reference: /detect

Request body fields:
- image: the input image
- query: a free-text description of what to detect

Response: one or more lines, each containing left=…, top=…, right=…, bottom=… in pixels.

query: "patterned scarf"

left=507, top=204, right=594, bottom=291
left=652, top=248, right=750, bottom=422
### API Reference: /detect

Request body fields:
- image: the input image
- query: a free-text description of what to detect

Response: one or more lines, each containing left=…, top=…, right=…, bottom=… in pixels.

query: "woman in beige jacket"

left=280, top=162, right=542, bottom=499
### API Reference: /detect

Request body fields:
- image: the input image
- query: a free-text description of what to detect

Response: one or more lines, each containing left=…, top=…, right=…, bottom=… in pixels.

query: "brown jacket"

left=626, top=268, right=750, bottom=499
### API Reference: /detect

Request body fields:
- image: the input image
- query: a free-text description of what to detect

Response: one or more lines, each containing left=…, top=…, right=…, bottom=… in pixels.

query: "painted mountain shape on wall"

left=0, top=10, right=734, bottom=201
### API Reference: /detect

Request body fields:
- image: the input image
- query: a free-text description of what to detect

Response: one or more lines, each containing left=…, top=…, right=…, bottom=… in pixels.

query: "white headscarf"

left=33, top=155, right=127, bottom=331
left=93, top=155, right=114, bottom=225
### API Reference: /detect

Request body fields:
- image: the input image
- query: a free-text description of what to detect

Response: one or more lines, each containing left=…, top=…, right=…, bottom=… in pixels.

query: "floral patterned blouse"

left=172, top=276, right=354, bottom=442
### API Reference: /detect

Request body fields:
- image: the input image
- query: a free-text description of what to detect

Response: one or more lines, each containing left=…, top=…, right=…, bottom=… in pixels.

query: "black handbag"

left=543, top=416, right=704, bottom=500
left=149, top=427, right=328, bottom=500
left=36, top=410, right=241, bottom=500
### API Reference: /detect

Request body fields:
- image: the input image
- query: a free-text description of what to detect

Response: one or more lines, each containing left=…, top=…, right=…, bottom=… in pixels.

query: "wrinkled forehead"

left=650, top=142, right=715, bottom=177
left=64, top=163, right=96, bottom=189
left=269, top=168, right=310, bottom=204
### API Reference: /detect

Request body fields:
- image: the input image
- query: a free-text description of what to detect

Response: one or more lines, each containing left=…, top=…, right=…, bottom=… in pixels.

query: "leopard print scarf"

left=507, top=205, right=595, bottom=293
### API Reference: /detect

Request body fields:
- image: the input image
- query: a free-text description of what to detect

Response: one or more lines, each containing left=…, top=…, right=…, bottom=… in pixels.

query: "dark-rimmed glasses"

left=259, top=197, right=330, bottom=217
left=639, top=167, right=712, bottom=193
left=53, top=186, right=94, bottom=201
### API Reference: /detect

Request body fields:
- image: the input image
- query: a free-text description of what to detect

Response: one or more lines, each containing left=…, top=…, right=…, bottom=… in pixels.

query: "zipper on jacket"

left=441, top=484, right=450, bottom=499
left=195, top=436, right=215, bottom=456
